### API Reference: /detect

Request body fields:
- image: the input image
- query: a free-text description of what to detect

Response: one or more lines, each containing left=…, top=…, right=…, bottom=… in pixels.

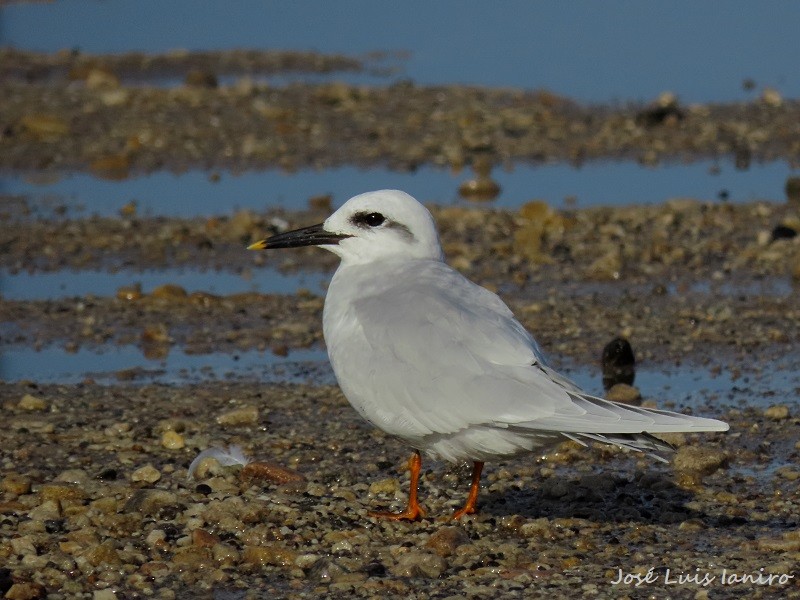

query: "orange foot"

left=370, top=450, right=426, bottom=521
left=369, top=503, right=427, bottom=521
left=451, top=461, right=484, bottom=520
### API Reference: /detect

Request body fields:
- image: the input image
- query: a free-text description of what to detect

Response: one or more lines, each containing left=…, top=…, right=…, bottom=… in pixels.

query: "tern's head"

left=248, top=190, right=444, bottom=265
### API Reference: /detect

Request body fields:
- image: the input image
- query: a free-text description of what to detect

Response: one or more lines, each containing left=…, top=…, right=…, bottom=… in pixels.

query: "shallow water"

left=2, top=159, right=792, bottom=220
left=3, top=340, right=795, bottom=413
left=0, top=266, right=329, bottom=301
left=0, top=344, right=330, bottom=385
left=4, top=1, right=800, bottom=103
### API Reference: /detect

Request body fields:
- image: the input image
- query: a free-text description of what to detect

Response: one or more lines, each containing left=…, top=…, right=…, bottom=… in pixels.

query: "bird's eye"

left=353, top=212, right=386, bottom=227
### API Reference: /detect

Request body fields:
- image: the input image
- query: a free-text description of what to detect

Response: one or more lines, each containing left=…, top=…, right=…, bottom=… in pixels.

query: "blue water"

left=2, top=160, right=793, bottom=219
left=0, top=344, right=331, bottom=385
left=3, top=340, right=794, bottom=413
left=2, top=1, right=799, bottom=103
left=0, top=265, right=329, bottom=301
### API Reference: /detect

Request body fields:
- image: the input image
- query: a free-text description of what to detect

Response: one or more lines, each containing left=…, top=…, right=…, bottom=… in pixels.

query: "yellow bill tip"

left=247, top=240, right=268, bottom=250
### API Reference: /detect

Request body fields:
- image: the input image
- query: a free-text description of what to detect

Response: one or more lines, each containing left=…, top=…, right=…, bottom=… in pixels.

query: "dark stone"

left=771, top=224, right=797, bottom=241
left=601, top=337, right=636, bottom=391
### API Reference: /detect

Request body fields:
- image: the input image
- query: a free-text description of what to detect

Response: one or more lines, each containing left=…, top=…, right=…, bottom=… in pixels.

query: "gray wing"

left=351, top=262, right=728, bottom=439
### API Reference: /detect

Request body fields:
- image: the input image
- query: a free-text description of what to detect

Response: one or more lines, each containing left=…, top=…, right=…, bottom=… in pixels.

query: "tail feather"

left=524, top=391, right=730, bottom=435
left=562, top=431, right=674, bottom=463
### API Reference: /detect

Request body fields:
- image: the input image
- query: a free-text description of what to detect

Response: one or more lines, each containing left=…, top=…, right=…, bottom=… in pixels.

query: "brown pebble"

left=242, top=544, right=298, bottom=567
left=2, top=473, right=32, bottom=495
left=212, top=543, right=240, bottom=567
left=425, top=527, right=471, bottom=557
left=131, top=465, right=162, bottom=484
left=151, top=283, right=189, bottom=300
left=40, top=483, right=86, bottom=502
left=369, top=478, right=399, bottom=496
left=216, top=405, right=259, bottom=427
left=586, top=249, right=622, bottom=281
left=89, top=153, right=130, bottom=180
left=20, top=114, right=69, bottom=140
left=240, top=461, right=305, bottom=484
left=392, top=551, right=447, bottom=578
left=4, top=582, right=47, bottom=600
left=18, top=393, right=48, bottom=411
left=605, top=383, right=642, bottom=406
left=172, top=547, right=212, bottom=568
left=115, top=284, right=143, bottom=301
left=673, top=446, right=728, bottom=487
left=192, top=528, right=221, bottom=549
left=82, top=541, right=122, bottom=567
left=161, top=430, right=185, bottom=450
left=764, top=404, right=790, bottom=420
left=123, top=489, right=179, bottom=516
left=458, top=176, right=501, bottom=201
left=757, top=537, right=800, bottom=552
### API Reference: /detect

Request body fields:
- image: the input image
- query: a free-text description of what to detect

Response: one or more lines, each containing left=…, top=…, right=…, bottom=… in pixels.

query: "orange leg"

left=452, top=461, right=484, bottom=520
left=369, top=450, right=426, bottom=521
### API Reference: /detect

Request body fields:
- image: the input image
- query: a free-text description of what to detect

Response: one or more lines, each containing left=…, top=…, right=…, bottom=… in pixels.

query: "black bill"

left=248, top=223, right=350, bottom=250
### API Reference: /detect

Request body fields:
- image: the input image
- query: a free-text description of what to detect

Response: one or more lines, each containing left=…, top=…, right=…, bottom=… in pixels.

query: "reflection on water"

left=2, top=160, right=794, bottom=220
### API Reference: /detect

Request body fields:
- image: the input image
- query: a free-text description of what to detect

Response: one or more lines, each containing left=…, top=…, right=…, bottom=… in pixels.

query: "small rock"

left=585, top=249, right=621, bottom=280
left=89, top=154, right=130, bottom=180
left=673, top=446, right=728, bottom=486
left=240, top=461, right=304, bottom=484
left=391, top=551, right=447, bottom=578
left=172, top=547, right=212, bottom=569
left=85, top=68, right=120, bottom=90
left=123, top=489, right=179, bottom=516
left=5, top=582, right=47, bottom=600
left=191, top=529, right=220, bottom=548
left=1, top=473, right=32, bottom=495
left=161, top=430, right=185, bottom=450
left=10, top=535, right=37, bottom=556
left=131, top=465, right=161, bottom=484
left=18, top=394, right=47, bottom=411
left=785, top=176, right=800, bottom=205
left=40, top=483, right=86, bottom=503
left=458, top=176, right=501, bottom=202
left=82, top=541, right=122, bottom=567
left=54, top=469, right=90, bottom=486
left=227, top=210, right=258, bottom=239
left=761, top=87, right=782, bottom=107
left=150, top=284, right=188, bottom=300
left=93, top=590, right=118, bottom=600
left=770, top=225, right=797, bottom=241
left=601, top=337, right=636, bottom=390
left=605, top=383, right=642, bottom=406
left=116, top=284, right=143, bottom=301
left=216, top=405, right=259, bottom=427
left=242, top=544, right=298, bottom=567
left=425, top=527, right=470, bottom=557
left=20, top=114, right=69, bottom=140
left=369, top=478, right=399, bottom=496
left=146, top=530, right=167, bottom=549
left=295, top=553, right=321, bottom=570
left=764, top=405, right=790, bottom=420
left=775, top=467, right=800, bottom=481
left=212, top=542, right=240, bottom=567
left=28, top=500, right=61, bottom=521
left=185, top=69, right=218, bottom=88
left=757, top=537, right=800, bottom=552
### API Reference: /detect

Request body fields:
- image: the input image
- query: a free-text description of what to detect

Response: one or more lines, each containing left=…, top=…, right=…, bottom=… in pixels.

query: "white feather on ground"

left=187, top=445, right=251, bottom=479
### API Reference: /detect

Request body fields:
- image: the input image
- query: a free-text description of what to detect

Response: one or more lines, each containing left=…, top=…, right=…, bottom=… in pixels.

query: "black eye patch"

left=351, top=212, right=386, bottom=227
